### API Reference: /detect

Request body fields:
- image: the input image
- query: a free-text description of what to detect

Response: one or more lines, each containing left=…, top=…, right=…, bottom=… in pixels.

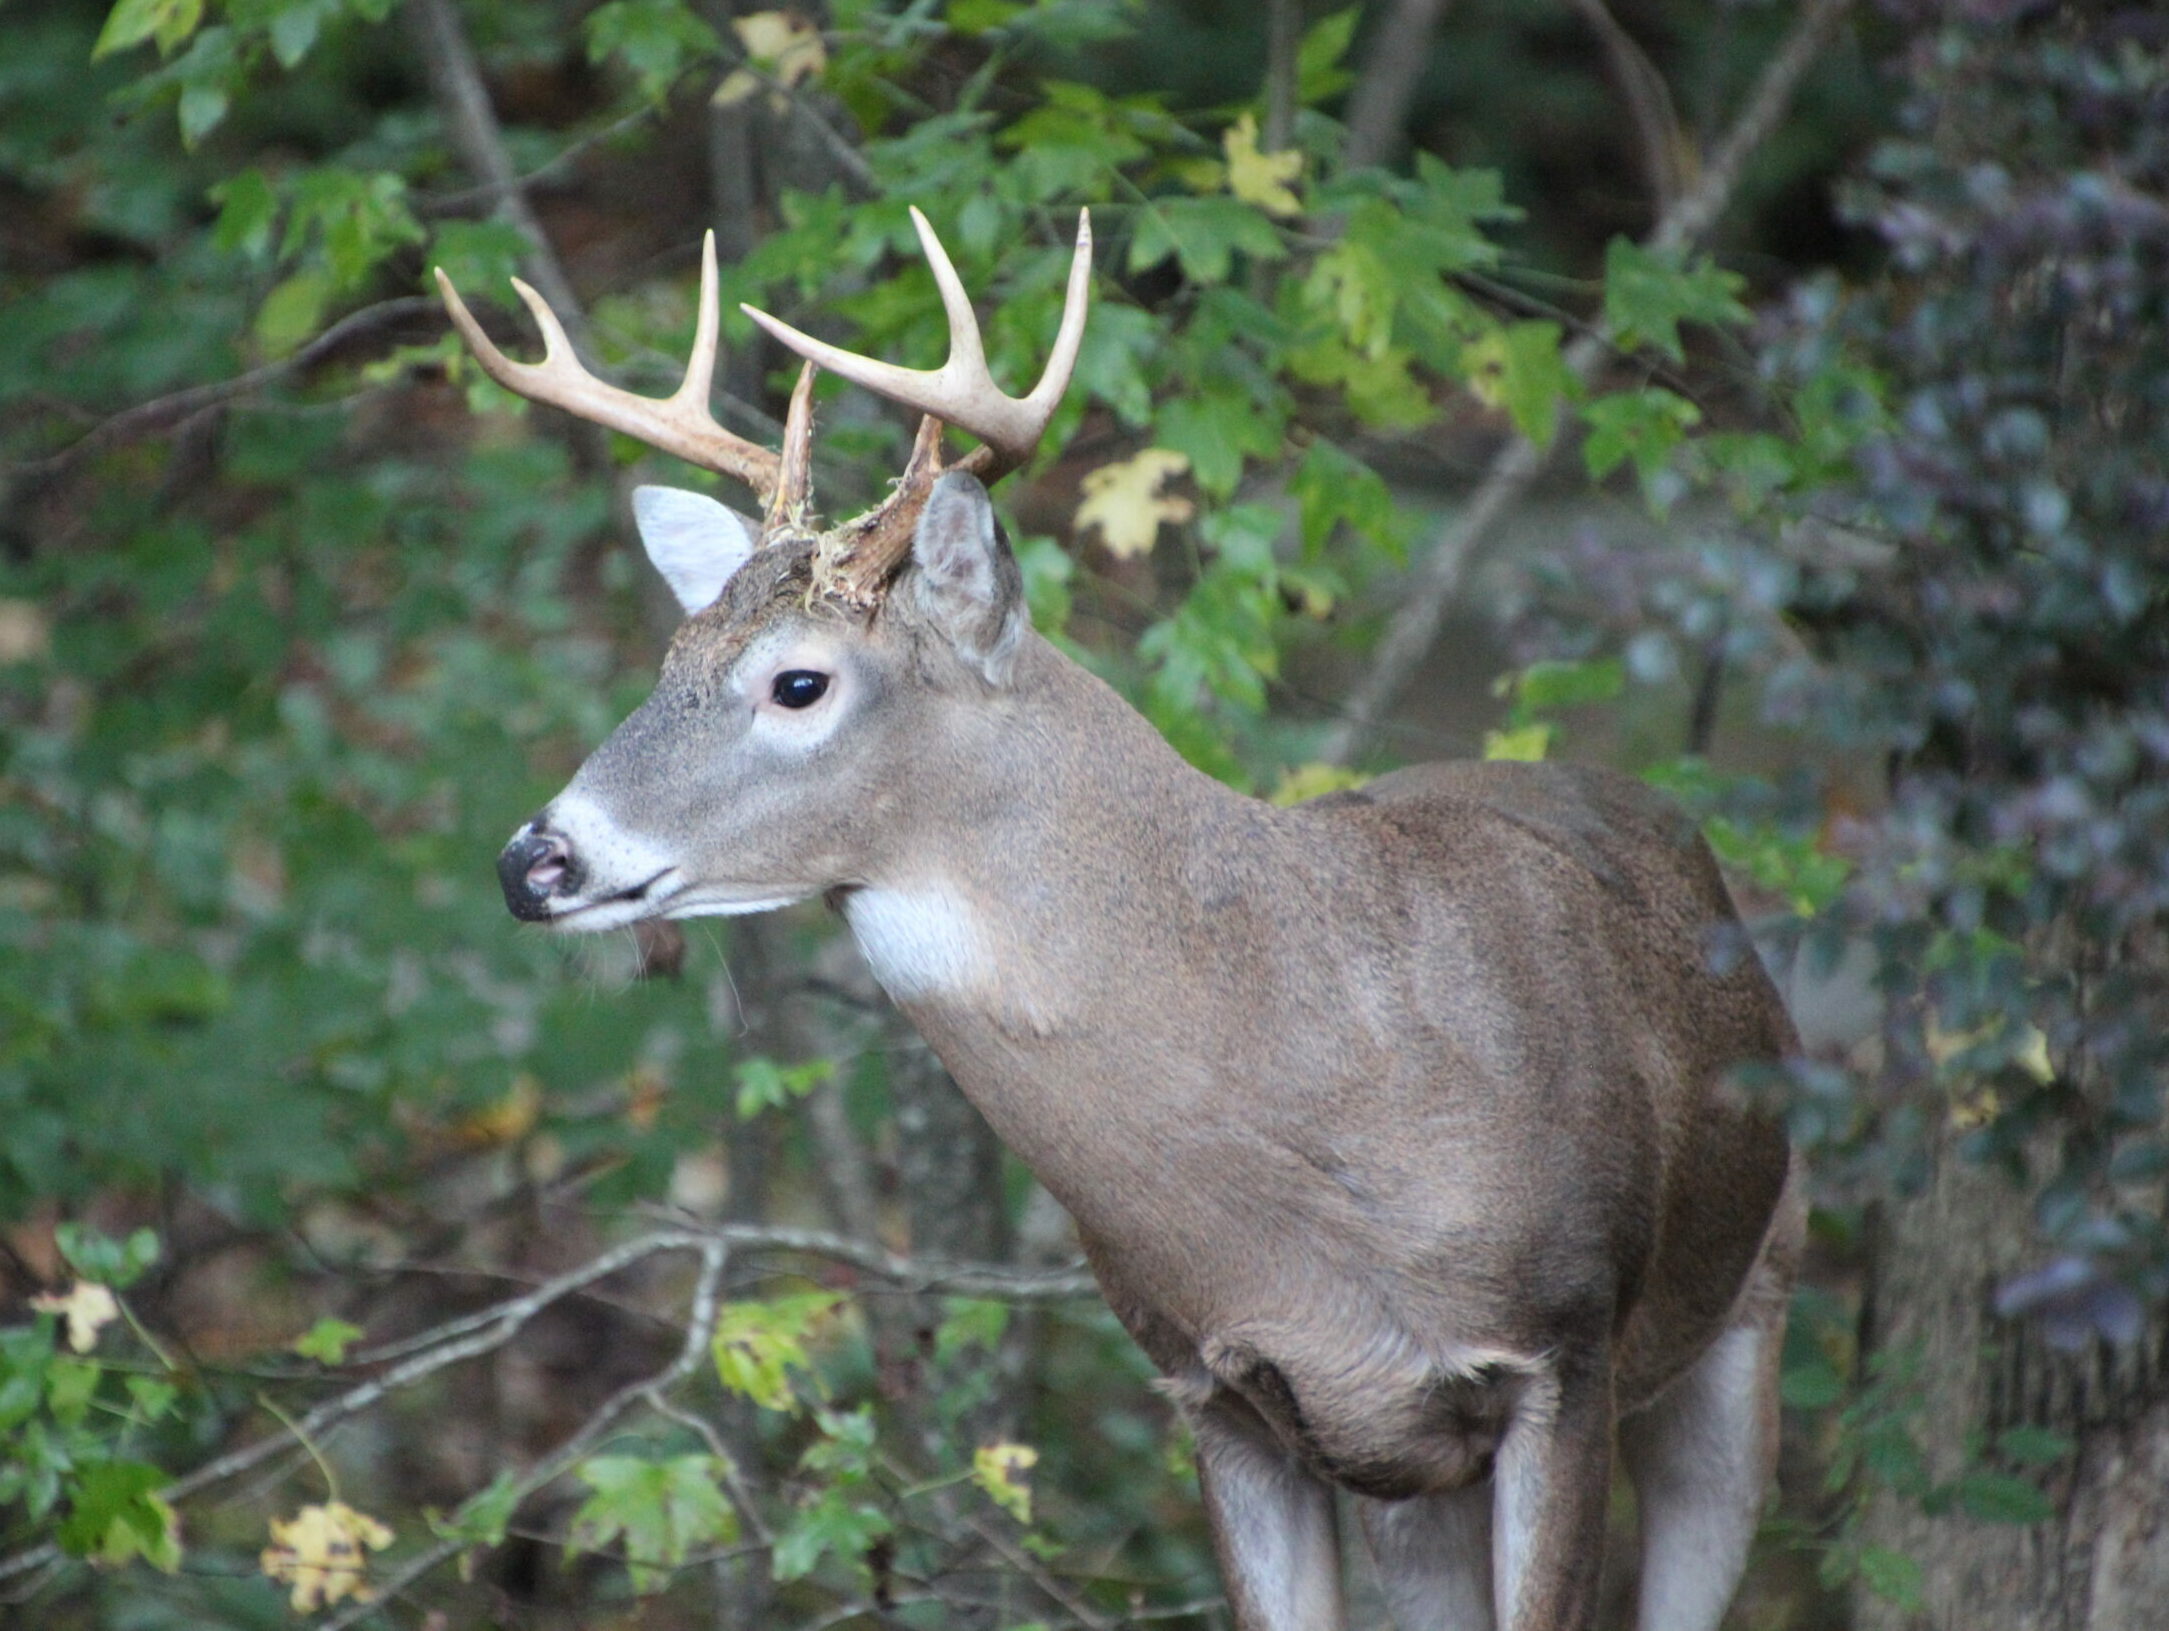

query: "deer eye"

left=771, top=670, right=830, bottom=709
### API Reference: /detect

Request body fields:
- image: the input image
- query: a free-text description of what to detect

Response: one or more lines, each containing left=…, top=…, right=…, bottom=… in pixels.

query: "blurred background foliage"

left=1, top=0, right=2163, bottom=1626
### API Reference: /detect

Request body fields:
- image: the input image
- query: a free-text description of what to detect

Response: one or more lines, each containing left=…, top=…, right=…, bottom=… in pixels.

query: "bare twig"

left=1569, top=0, right=1688, bottom=210
left=1343, top=0, right=1455, bottom=169
left=0, top=1224, right=1093, bottom=1593
left=1263, top=0, right=1302, bottom=154
left=320, top=1234, right=730, bottom=1628
left=967, top=1512, right=1118, bottom=1631
left=1319, top=0, right=1857, bottom=766
left=9, top=299, right=436, bottom=480
left=404, top=0, right=586, bottom=334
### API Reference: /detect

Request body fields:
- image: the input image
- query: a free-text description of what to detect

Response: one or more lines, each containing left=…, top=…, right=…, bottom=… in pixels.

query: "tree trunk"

left=1855, top=1129, right=2169, bottom=1630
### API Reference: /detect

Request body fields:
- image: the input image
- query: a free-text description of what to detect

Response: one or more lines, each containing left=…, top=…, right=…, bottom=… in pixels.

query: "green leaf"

left=1996, top=1426, right=2075, bottom=1466
left=771, top=1486, right=891, bottom=1584
left=1955, top=1470, right=2056, bottom=1524
left=1500, top=657, right=1626, bottom=721
left=1155, top=381, right=1286, bottom=498
left=268, top=0, right=340, bottom=69
left=253, top=270, right=335, bottom=359
left=733, top=1054, right=833, bottom=1119
left=586, top=0, right=723, bottom=102
left=1780, top=1355, right=1845, bottom=1409
left=55, top=1225, right=160, bottom=1290
left=45, top=1358, right=99, bottom=1428
left=57, top=1461, right=179, bottom=1573
left=1289, top=439, right=1402, bottom=561
left=712, top=1290, right=843, bottom=1411
left=1581, top=387, right=1702, bottom=508
left=1129, top=196, right=1287, bottom=286
left=1296, top=8, right=1359, bottom=105
left=177, top=79, right=230, bottom=146
left=293, top=1317, right=364, bottom=1364
left=92, top=0, right=204, bottom=59
left=211, top=169, right=277, bottom=259
left=426, top=220, right=534, bottom=302
left=933, top=1298, right=1011, bottom=1366
left=1602, top=238, right=1748, bottom=364
left=1482, top=723, right=1552, bottom=762
left=1459, top=320, right=1574, bottom=446
left=568, top=1454, right=739, bottom=1594
left=1857, top=1546, right=1924, bottom=1609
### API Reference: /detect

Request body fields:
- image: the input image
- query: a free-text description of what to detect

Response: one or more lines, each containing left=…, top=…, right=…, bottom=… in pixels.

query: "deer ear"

left=632, top=485, right=761, bottom=614
left=910, top=472, right=1025, bottom=685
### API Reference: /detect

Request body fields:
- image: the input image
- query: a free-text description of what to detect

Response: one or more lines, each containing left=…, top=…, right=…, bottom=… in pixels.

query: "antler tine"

left=434, top=236, right=782, bottom=502
left=739, top=208, right=1093, bottom=481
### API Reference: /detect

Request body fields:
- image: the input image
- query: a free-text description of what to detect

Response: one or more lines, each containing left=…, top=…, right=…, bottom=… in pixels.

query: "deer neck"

left=838, top=631, right=1254, bottom=1042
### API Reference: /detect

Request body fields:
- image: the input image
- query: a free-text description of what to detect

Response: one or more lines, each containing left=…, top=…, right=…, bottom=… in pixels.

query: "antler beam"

left=741, top=208, right=1092, bottom=483
left=435, top=233, right=784, bottom=502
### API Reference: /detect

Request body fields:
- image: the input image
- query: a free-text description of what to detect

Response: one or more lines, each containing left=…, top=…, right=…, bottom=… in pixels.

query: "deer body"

left=444, top=214, right=1802, bottom=1631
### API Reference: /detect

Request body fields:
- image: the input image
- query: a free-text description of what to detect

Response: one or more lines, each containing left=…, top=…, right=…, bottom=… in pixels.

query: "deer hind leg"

left=1616, top=1310, right=1785, bottom=1631
left=1357, top=1483, right=1495, bottom=1631
left=1193, top=1396, right=1345, bottom=1631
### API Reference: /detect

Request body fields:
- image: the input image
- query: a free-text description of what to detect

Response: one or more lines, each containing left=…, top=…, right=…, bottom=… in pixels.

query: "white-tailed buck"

left=439, top=209, right=1802, bottom=1631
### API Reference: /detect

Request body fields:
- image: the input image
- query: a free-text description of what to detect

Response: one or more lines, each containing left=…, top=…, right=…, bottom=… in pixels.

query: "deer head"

left=434, top=210, right=1092, bottom=929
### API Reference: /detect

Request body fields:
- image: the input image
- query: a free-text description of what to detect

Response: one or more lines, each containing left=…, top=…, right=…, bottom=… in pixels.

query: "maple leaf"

left=32, top=1281, right=120, bottom=1354
left=260, top=1501, right=394, bottom=1613
left=1075, top=449, right=1195, bottom=560
left=971, top=1442, right=1038, bottom=1525
left=1223, top=113, right=1303, bottom=218
left=716, top=10, right=827, bottom=108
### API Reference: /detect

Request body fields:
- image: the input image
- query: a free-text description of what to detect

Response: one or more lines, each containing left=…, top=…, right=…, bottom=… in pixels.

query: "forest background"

left=2, top=0, right=2164, bottom=1626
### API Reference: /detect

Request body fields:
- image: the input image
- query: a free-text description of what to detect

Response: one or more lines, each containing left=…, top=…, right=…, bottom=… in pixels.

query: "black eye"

left=771, top=670, right=830, bottom=709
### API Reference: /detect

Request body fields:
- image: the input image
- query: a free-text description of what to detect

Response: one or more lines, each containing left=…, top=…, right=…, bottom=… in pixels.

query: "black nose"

left=499, top=827, right=581, bottom=921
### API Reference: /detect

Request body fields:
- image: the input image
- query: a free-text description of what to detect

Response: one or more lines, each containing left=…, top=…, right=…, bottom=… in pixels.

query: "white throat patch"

left=843, top=886, right=992, bottom=1002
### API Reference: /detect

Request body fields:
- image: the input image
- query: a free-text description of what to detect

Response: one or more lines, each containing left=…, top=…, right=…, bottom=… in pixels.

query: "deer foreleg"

left=1194, top=1399, right=1345, bottom=1631
left=1490, top=1354, right=1613, bottom=1631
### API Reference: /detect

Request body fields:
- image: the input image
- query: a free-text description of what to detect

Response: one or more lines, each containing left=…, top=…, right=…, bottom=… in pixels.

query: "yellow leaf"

left=1223, top=113, right=1303, bottom=218
left=972, top=1442, right=1038, bottom=1525
left=1482, top=723, right=1552, bottom=763
left=260, top=1502, right=394, bottom=1613
left=718, top=10, right=826, bottom=107
left=0, top=598, right=50, bottom=664
left=1269, top=764, right=1371, bottom=807
left=450, top=1074, right=540, bottom=1148
left=1076, top=450, right=1194, bottom=560
left=32, top=1282, right=120, bottom=1354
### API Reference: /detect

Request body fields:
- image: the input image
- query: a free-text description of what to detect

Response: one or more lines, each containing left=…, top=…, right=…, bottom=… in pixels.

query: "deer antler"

left=741, top=207, right=1092, bottom=484
left=743, top=209, right=1093, bottom=608
left=435, top=232, right=787, bottom=504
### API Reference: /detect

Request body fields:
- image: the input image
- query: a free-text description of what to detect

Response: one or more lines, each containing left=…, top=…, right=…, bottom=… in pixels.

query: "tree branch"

left=9, top=299, right=437, bottom=481
left=1263, top=0, right=1302, bottom=154
left=1568, top=0, right=1687, bottom=211
left=0, top=1224, right=1093, bottom=1594
left=404, top=0, right=587, bottom=334
left=1318, top=0, right=1857, bottom=767
left=1343, top=0, right=1454, bottom=170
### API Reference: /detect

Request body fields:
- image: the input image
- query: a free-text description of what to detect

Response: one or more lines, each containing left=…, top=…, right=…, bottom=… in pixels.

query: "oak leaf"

left=1076, top=449, right=1194, bottom=560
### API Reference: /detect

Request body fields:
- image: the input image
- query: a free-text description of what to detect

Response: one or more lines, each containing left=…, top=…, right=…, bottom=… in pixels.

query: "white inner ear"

left=633, top=485, right=759, bottom=613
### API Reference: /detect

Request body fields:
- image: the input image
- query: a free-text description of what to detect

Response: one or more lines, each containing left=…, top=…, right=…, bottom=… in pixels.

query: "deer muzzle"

left=499, top=824, right=581, bottom=921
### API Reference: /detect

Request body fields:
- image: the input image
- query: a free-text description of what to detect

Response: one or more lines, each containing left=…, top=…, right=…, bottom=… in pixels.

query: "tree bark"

left=1856, top=1130, right=2169, bottom=1630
